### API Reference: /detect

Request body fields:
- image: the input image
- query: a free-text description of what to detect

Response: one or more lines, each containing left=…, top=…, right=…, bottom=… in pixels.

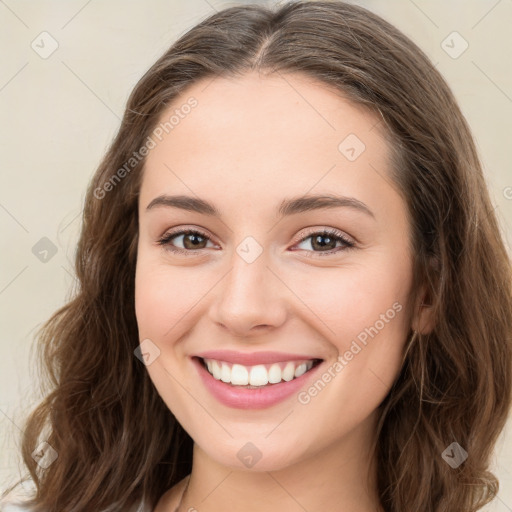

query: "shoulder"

left=0, top=500, right=151, bottom=512
left=0, top=479, right=37, bottom=512
left=0, top=491, right=36, bottom=512
left=0, top=495, right=150, bottom=512
left=0, top=477, right=180, bottom=512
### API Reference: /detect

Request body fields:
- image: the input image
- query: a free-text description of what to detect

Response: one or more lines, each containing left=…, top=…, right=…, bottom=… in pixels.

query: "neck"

left=177, top=411, right=383, bottom=512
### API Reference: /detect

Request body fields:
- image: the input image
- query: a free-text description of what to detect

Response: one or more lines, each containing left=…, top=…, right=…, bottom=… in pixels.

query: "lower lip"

left=192, top=357, right=323, bottom=409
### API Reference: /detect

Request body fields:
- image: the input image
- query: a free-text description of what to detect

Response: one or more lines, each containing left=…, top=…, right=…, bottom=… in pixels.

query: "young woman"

left=2, top=1, right=511, bottom=511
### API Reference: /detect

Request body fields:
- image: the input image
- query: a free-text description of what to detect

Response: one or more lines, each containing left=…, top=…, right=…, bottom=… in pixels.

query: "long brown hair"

left=4, top=1, right=511, bottom=510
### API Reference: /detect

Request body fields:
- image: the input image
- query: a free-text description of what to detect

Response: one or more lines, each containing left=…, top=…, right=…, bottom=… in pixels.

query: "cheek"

left=134, top=255, right=209, bottom=422
left=288, top=274, right=410, bottom=451
left=290, top=256, right=412, bottom=399
left=291, top=257, right=411, bottom=347
left=134, top=254, right=210, bottom=341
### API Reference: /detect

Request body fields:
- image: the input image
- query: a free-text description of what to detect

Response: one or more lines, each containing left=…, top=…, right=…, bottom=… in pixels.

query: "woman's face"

left=135, top=71, right=421, bottom=472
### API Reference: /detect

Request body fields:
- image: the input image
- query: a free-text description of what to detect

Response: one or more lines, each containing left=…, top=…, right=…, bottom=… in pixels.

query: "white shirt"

left=1, top=479, right=151, bottom=511
left=0, top=497, right=151, bottom=511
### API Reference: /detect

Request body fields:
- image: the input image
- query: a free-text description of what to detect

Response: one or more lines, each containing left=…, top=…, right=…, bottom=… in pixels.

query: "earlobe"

left=411, top=255, right=439, bottom=334
left=411, top=292, right=436, bottom=334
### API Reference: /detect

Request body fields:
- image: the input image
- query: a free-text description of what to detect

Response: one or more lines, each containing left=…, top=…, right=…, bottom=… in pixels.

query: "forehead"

left=140, top=71, right=395, bottom=213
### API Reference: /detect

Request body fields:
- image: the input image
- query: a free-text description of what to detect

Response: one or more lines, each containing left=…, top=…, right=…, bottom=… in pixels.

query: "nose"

left=208, top=248, right=288, bottom=339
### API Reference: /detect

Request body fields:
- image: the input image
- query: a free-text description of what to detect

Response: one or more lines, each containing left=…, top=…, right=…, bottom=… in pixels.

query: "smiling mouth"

left=196, top=356, right=323, bottom=388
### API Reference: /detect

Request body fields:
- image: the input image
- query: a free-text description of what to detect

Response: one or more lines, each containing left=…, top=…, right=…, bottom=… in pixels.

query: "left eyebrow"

left=278, top=193, right=375, bottom=219
left=145, top=193, right=375, bottom=219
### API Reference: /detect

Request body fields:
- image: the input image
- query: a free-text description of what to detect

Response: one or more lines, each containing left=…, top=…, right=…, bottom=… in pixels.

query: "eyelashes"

left=157, top=229, right=216, bottom=255
left=156, top=227, right=356, bottom=258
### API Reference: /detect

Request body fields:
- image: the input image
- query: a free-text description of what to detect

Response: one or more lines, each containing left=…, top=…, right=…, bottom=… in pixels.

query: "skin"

left=135, top=71, right=434, bottom=512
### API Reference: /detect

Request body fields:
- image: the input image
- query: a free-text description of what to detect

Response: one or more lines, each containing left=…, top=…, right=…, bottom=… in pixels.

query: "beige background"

left=1, top=0, right=511, bottom=509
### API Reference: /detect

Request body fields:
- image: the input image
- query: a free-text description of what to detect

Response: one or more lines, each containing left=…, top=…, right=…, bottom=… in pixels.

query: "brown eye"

left=292, top=229, right=355, bottom=257
left=181, top=232, right=208, bottom=249
left=157, top=229, right=214, bottom=254
left=310, top=233, right=338, bottom=251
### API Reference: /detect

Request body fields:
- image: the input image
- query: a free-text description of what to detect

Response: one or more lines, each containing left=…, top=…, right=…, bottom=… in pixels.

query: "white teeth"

left=203, top=358, right=318, bottom=387
left=282, top=362, right=295, bottom=382
left=294, top=363, right=307, bottom=378
left=268, top=364, right=282, bottom=384
left=249, top=365, right=269, bottom=386
left=211, top=360, right=222, bottom=380
left=231, top=364, right=249, bottom=385
left=220, top=363, right=231, bottom=383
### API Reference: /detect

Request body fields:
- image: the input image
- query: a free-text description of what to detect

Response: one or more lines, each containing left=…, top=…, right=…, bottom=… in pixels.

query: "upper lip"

left=194, top=350, right=322, bottom=366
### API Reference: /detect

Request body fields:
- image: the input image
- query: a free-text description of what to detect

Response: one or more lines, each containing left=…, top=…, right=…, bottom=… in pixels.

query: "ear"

left=411, top=284, right=436, bottom=334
